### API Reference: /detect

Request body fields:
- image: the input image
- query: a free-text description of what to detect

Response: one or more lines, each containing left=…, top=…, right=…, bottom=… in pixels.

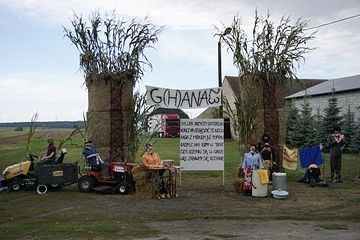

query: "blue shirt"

left=83, top=146, right=99, bottom=167
left=242, top=151, right=263, bottom=170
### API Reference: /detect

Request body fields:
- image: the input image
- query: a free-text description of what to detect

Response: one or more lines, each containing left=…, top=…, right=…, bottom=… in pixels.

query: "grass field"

left=0, top=128, right=359, bottom=239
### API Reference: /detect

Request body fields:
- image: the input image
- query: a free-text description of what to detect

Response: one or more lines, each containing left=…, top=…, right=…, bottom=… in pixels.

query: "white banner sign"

left=180, top=119, right=224, bottom=171
left=146, top=85, right=222, bottom=109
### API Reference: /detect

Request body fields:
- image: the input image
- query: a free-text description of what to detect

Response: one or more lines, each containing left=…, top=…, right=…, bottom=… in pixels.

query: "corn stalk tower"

left=64, top=12, right=161, bottom=162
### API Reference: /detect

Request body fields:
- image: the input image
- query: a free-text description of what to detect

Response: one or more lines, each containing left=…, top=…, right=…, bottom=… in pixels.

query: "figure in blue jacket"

left=83, top=141, right=110, bottom=179
left=241, top=144, right=264, bottom=196
left=242, top=144, right=264, bottom=171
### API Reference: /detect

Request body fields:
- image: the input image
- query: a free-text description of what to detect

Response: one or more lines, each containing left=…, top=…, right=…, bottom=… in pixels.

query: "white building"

left=285, top=74, right=360, bottom=119
left=198, top=76, right=325, bottom=139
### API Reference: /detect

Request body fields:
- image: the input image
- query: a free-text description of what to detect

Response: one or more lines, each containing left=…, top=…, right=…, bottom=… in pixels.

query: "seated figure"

left=83, top=141, right=110, bottom=179
left=298, top=164, right=328, bottom=187
left=142, top=143, right=161, bottom=168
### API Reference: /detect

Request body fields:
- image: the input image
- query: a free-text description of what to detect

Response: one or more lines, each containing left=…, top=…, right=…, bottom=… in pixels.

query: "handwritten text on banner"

left=180, top=119, right=224, bottom=171
left=146, top=86, right=222, bottom=109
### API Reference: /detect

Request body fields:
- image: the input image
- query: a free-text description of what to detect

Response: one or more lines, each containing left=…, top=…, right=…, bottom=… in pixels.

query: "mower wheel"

left=9, top=180, right=21, bottom=192
left=78, top=175, right=95, bottom=193
left=36, top=184, right=48, bottom=194
left=116, top=182, right=131, bottom=195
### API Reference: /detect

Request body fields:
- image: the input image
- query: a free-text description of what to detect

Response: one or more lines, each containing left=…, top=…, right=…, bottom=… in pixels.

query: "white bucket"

left=272, top=172, right=287, bottom=191
left=252, top=170, right=268, bottom=197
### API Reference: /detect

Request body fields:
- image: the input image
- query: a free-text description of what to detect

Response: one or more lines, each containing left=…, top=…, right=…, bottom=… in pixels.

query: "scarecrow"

left=142, top=143, right=161, bottom=168
left=241, top=144, right=263, bottom=196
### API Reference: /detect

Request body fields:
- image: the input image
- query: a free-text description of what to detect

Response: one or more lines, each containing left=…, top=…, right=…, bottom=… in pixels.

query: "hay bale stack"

left=132, top=164, right=156, bottom=197
left=233, top=178, right=245, bottom=193
left=86, top=74, right=134, bottom=162
left=233, top=167, right=245, bottom=193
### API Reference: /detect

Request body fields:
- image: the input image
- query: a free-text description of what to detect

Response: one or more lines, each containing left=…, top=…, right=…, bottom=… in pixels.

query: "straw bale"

left=132, top=164, right=148, bottom=181
left=88, top=81, right=111, bottom=112
left=135, top=182, right=156, bottom=197
left=87, top=111, right=111, bottom=148
left=133, top=171, right=148, bottom=182
left=236, top=167, right=244, bottom=178
left=132, top=164, right=156, bottom=197
left=87, top=74, right=134, bottom=112
left=233, top=178, right=244, bottom=193
left=95, top=147, right=111, bottom=162
left=131, top=164, right=145, bottom=174
left=110, top=79, right=134, bottom=112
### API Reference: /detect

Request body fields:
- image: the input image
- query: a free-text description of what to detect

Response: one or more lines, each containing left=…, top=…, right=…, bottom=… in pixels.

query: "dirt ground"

left=1, top=131, right=359, bottom=239
left=144, top=220, right=360, bottom=240
left=2, top=182, right=359, bottom=240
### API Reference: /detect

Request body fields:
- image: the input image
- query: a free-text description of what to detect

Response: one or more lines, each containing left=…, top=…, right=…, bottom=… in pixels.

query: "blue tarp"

left=299, top=145, right=324, bottom=168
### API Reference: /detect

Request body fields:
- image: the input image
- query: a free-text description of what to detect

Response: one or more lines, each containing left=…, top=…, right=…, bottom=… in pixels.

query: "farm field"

left=0, top=128, right=359, bottom=239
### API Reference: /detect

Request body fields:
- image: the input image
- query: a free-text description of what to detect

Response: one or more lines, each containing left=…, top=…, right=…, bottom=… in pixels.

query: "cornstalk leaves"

left=64, top=11, right=162, bottom=85
left=220, top=10, right=316, bottom=83
left=126, top=92, right=154, bottom=162
left=223, top=89, right=258, bottom=146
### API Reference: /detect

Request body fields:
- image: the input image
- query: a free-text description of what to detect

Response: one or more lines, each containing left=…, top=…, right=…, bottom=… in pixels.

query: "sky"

left=0, top=0, right=359, bottom=122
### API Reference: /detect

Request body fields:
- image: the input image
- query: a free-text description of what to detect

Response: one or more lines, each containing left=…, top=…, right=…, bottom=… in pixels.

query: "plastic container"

left=272, top=172, right=286, bottom=191
left=251, top=170, right=268, bottom=197
left=271, top=190, right=289, bottom=199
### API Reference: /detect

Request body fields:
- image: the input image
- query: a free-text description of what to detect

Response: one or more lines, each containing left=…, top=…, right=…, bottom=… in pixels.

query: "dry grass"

left=0, top=129, right=359, bottom=239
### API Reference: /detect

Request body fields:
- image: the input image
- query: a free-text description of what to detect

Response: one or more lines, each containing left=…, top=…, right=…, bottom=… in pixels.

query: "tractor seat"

left=85, top=163, right=101, bottom=172
left=91, top=166, right=101, bottom=172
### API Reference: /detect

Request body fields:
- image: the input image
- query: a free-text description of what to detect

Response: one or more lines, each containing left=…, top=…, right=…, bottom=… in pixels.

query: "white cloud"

left=0, top=72, right=87, bottom=122
left=0, top=0, right=359, bottom=121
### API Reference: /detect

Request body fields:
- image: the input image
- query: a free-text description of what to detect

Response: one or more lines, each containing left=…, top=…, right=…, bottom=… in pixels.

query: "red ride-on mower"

left=78, top=162, right=136, bottom=194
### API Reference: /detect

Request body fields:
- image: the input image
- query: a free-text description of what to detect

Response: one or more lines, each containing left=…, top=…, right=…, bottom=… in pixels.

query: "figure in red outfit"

left=42, top=138, right=56, bottom=163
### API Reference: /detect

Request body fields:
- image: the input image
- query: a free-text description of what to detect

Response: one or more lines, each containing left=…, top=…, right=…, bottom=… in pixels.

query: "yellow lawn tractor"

left=0, top=153, right=38, bottom=192
left=0, top=149, right=78, bottom=194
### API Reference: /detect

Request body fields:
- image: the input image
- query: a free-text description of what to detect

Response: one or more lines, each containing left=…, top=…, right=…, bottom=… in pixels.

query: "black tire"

left=36, top=184, right=48, bottom=194
left=9, top=180, right=21, bottom=192
left=116, top=182, right=130, bottom=195
left=78, top=175, right=96, bottom=193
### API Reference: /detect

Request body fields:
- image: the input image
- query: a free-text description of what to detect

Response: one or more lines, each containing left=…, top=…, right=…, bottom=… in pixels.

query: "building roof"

left=196, top=107, right=217, bottom=119
left=196, top=75, right=326, bottom=118
left=286, top=74, right=360, bottom=99
left=224, top=75, right=326, bottom=98
left=224, top=76, right=241, bottom=97
left=149, top=108, right=190, bottom=119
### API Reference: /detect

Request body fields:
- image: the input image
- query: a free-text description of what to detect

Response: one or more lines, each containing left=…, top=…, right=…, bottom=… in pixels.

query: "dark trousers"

left=330, top=155, right=342, bottom=180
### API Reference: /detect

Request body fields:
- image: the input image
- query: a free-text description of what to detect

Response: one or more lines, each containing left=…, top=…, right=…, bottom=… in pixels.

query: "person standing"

left=328, top=126, right=345, bottom=183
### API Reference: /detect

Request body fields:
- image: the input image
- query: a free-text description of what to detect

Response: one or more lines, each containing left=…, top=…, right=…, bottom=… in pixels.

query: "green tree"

left=295, top=100, right=316, bottom=148
left=313, top=107, right=325, bottom=145
left=285, top=104, right=299, bottom=147
left=349, top=118, right=360, bottom=153
left=322, top=94, right=342, bottom=150
left=342, top=105, right=356, bottom=152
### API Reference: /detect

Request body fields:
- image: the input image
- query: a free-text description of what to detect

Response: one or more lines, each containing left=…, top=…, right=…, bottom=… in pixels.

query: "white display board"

left=180, top=119, right=224, bottom=171
left=146, top=85, right=222, bottom=109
